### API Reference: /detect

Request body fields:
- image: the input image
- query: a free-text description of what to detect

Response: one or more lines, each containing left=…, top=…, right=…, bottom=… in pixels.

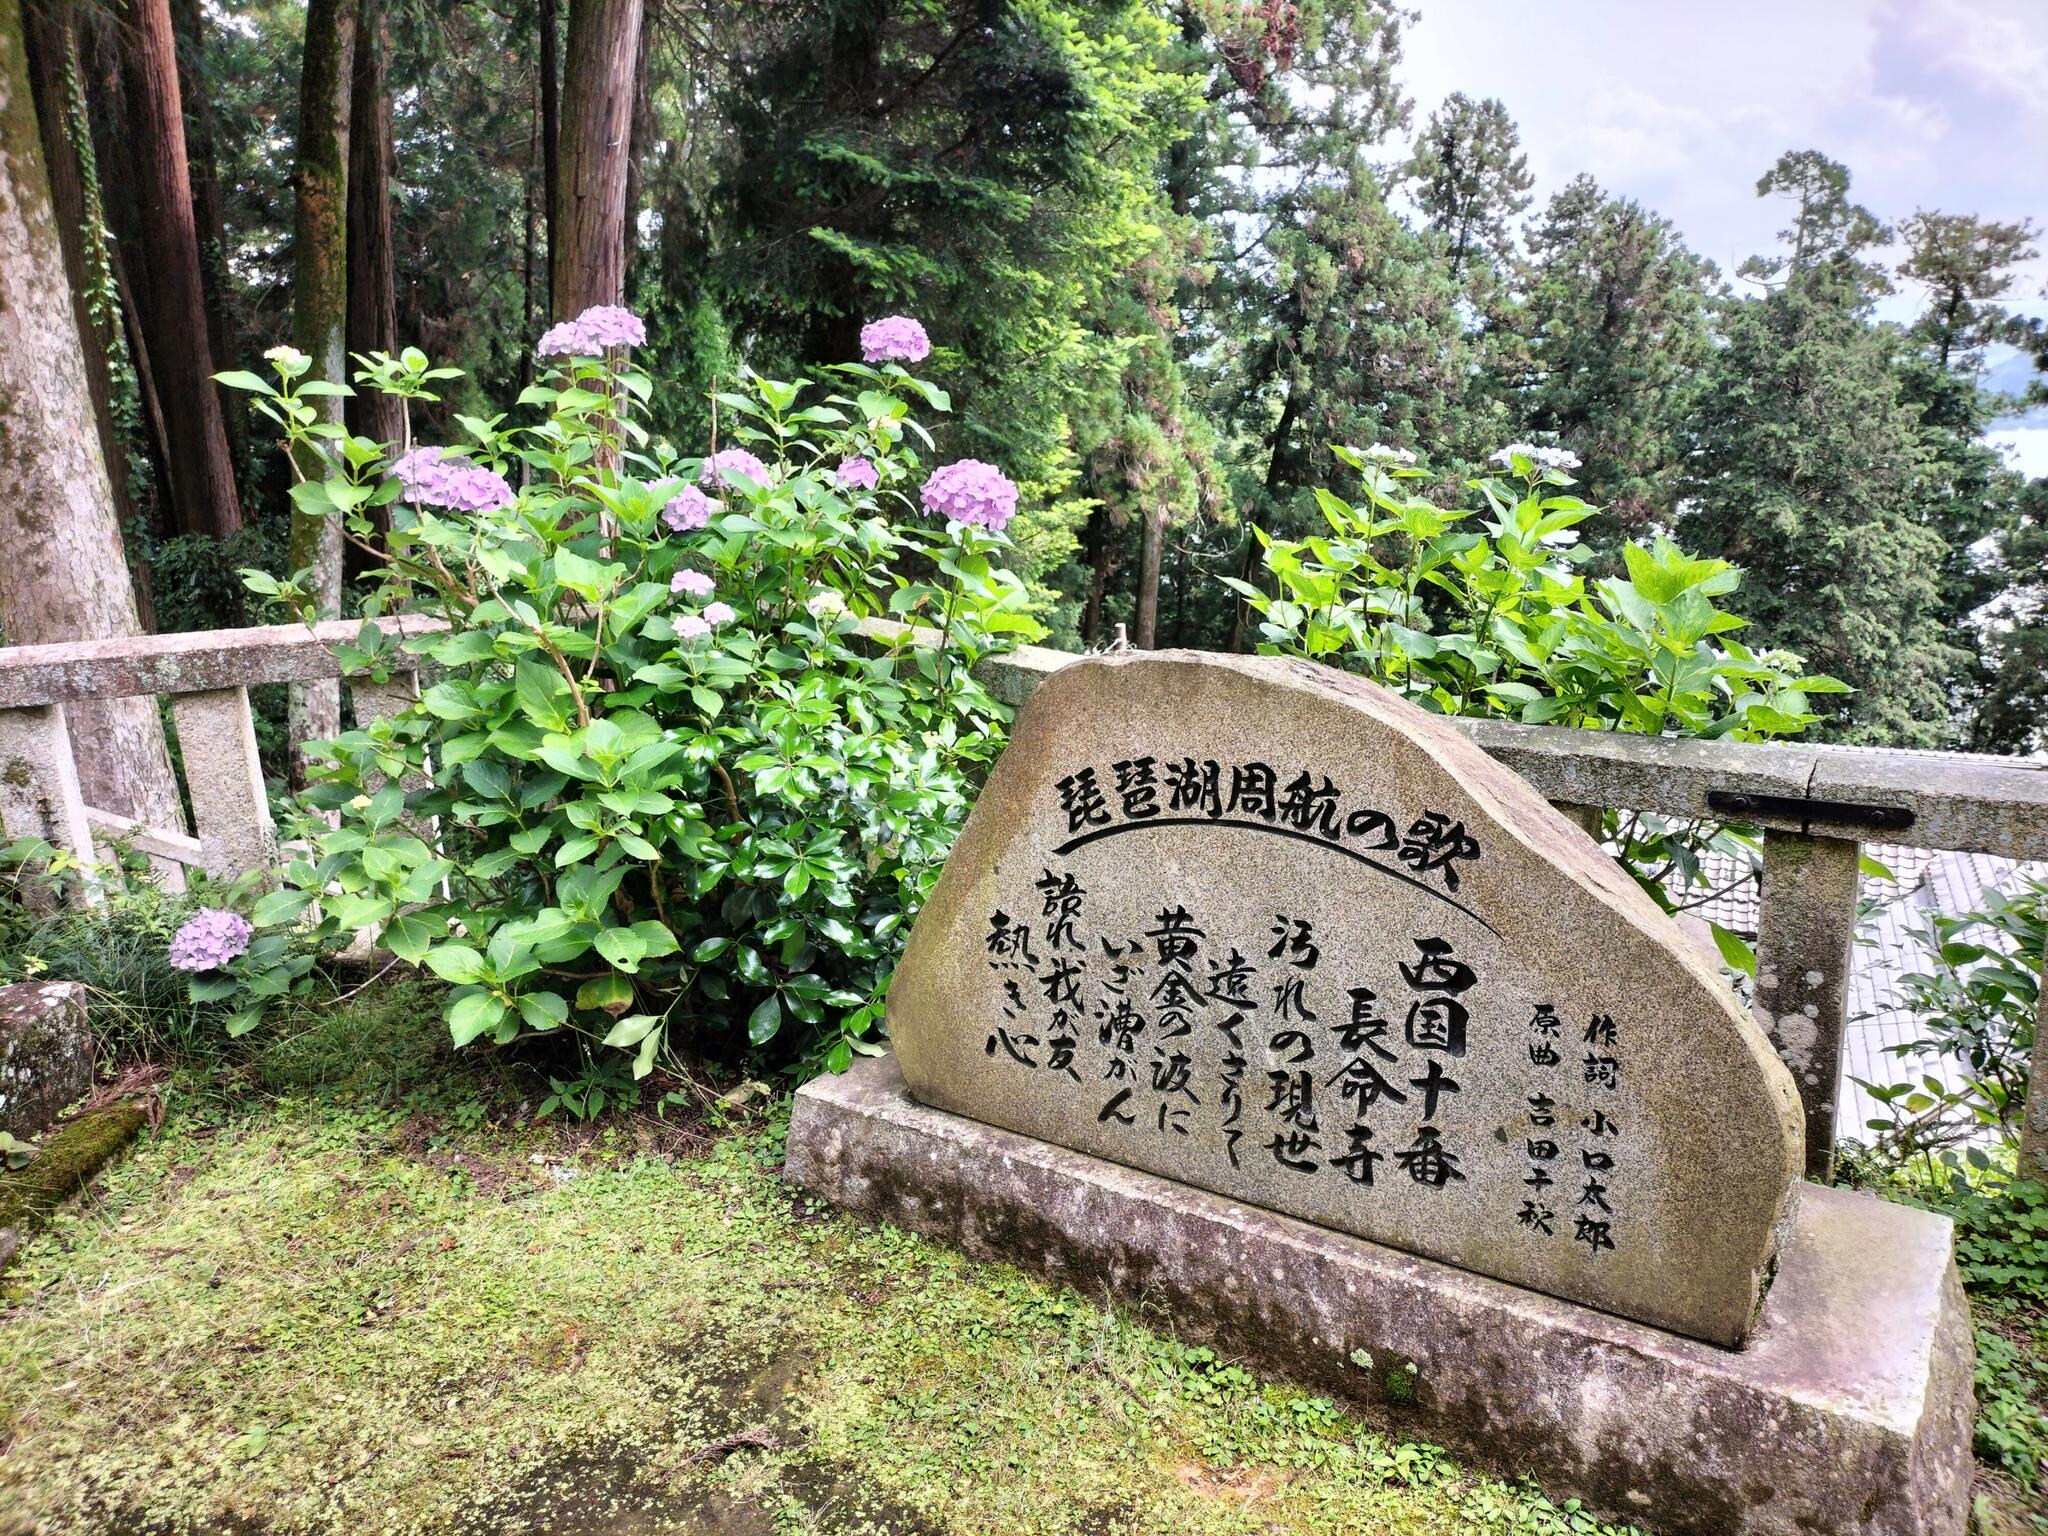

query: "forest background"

left=6, top=0, right=2046, bottom=761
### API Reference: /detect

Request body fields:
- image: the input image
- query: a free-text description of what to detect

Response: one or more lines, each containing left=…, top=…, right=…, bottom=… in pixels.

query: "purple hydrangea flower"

left=388, top=446, right=515, bottom=514
left=536, top=304, right=648, bottom=356
left=836, top=457, right=879, bottom=492
left=703, top=601, right=737, bottom=627
left=860, top=316, right=931, bottom=365
left=920, top=459, right=1018, bottom=533
left=674, top=614, right=713, bottom=641
left=169, top=908, right=254, bottom=972
left=699, top=449, right=771, bottom=492
left=671, top=568, right=715, bottom=597
left=662, top=485, right=718, bottom=532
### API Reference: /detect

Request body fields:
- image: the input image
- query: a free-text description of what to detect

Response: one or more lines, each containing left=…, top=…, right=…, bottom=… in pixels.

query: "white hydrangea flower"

left=1491, top=443, right=1581, bottom=472
left=1361, top=444, right=1417, bottom=465
left=263, top=344, right=307, bottom=369
left=806, top=589, right=847, bottom=619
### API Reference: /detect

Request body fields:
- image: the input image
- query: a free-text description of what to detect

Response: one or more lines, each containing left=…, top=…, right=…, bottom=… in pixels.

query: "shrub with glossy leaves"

left=213, top=318, right=1040, bottom=1075
left=1228, top=444, right=1847, bottom=946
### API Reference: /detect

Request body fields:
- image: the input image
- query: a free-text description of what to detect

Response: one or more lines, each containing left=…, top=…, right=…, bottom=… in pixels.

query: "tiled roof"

left=1664, top=843, right=2043, bottom=1142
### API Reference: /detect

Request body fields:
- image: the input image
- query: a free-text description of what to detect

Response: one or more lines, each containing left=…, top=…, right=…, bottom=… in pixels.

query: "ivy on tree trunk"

left=0, top=0, right=184, bottom=833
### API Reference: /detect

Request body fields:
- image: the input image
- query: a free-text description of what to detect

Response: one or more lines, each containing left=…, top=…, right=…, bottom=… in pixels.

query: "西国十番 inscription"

left=887, top=652, right=1803, bottom=1347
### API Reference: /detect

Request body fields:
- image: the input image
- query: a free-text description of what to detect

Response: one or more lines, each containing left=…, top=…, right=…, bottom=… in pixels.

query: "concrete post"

left=169, top=687, right=277, bottom=883
left=2020, top=954, right=2048, bottom=1188
left=0, top=705, right=97, bottom=906
left=1754, top=830, right=1860, bottom=1182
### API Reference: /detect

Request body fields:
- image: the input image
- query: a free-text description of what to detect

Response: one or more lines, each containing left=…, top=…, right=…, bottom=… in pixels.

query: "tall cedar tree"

left=168, top=0, right=241, bottom=467
left=344, top=0, right=399, bottom=454
left=1971, top=478, right=2048, bottom=753
left=283, top=0, right=354, bottom=772
left=110, top=0, right=240, bottom=537
left=1893, top=211, right=2040, bottom=717
left=1171, top=0, right=1414, bottom=648
left=1517, top=174, right=1714, bottom=543
left=0, top=0, right=184, bottom=830
left=552, top=0, right=641, bottom=317
left=1404, top=91, right=1531, bottom=279
left=1683, top=153, right=1963, bottom=746
left=21, top=0, right=132, bottom=551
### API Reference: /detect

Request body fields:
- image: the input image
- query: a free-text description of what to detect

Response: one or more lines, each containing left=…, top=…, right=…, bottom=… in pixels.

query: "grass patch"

left=0, top=1004, right=1645, bottom=1536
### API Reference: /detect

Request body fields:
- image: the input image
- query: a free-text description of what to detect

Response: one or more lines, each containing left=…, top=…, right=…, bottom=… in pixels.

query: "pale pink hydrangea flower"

left=536, top=304, right=647, bottom=356
left=860, top=315, right=930, bottom=365
left=703, top=601, right=738, bottom=627
left=168, top=908, right=254, bottom=972
left=674, top=614, right=713, bottom=641
left=699, top=449, right=771, bottom=491
left=920, top=459, right=1018, bottom=532
left=836, top=457, right=879, bottom=491
left=389, top=446, right=515, bottom=514
left=662, top=485, right=717, bottom=532
left=671, top=568, right=715, bottom=597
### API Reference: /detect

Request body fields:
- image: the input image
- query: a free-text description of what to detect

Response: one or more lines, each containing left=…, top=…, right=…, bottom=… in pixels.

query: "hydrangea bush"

left=211, top=314, right=1039, bottom=1072
left=1229, top=442, right=1848, bottom=955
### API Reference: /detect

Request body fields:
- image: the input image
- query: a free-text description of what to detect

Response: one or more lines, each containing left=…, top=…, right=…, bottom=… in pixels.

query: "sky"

left=1394, top=0, right=2048, bottom=468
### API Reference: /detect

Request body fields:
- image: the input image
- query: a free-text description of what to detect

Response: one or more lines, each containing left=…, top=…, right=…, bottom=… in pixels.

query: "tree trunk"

left=1079, top=504, right=1110, bottom=647
left=343, top=0, right=396, bottom=451
left=22, top=1, right=129, bottom=531
left=538, top=0, right=559, bottom=317
left=621, top=0, right=651, bottom=294
left=112, top=0, right=239, bottom=538
left=167, top=0, right=242, bottom=470
left=520, top=122, right=539, bottom=397
left=551, top=0, right=642, bottom=318
left=1134, top=500, right=1165, bottom=650
left=1229, top=382, right=1301, bottom=651
left=283, top=0, right=354, bottom=779
left=0, top=0, right=183, bottom=833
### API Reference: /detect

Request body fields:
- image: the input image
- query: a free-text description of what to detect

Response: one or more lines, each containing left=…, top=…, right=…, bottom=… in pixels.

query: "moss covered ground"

left=0, top=988, right=1650, bottom=1536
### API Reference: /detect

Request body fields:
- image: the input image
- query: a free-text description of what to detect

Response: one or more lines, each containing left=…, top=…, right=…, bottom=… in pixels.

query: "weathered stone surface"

left=889, top=651, right=1802, bottom=1346
left=0, top=980, right=92, bottom=1137
left=1754, top=830, right=1860, bottom=1180
left=788, top=1053, right=1975, bottom=1536
left=169, top=686, right=277, bottom=880
left=0, top=703, right=98, bottom=888
left=0, top=614, right=448, bottom=709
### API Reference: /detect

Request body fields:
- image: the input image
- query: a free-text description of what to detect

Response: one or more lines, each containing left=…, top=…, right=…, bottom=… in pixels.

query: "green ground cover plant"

left=0, top=995, right=1647, bottom=1536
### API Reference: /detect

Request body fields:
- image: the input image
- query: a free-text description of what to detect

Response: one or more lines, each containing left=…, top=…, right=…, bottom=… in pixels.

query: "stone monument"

left=786, top=651, right=1974, bottom=1535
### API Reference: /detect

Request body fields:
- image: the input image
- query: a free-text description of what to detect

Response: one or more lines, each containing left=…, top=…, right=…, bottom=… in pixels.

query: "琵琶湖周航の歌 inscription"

left=888, top=652, right=1804, bottom=1347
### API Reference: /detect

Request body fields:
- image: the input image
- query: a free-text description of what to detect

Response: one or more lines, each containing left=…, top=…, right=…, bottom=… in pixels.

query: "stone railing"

left=0, top=615, right=2042, bottom=1180
left=0, top=616, right=445, bottom=887
left=972, top=638, right=2048, bottom=1182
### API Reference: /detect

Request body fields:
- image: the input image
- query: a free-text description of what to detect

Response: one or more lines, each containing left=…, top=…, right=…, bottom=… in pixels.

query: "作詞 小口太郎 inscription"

left=887, top=652, right=1805, bottom=1346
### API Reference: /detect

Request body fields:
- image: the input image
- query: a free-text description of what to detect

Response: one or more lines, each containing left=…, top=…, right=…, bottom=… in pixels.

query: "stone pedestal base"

left=786, top=1053, right=1975, bottom=1536
left=0, top=981, right=92, bottom=1138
